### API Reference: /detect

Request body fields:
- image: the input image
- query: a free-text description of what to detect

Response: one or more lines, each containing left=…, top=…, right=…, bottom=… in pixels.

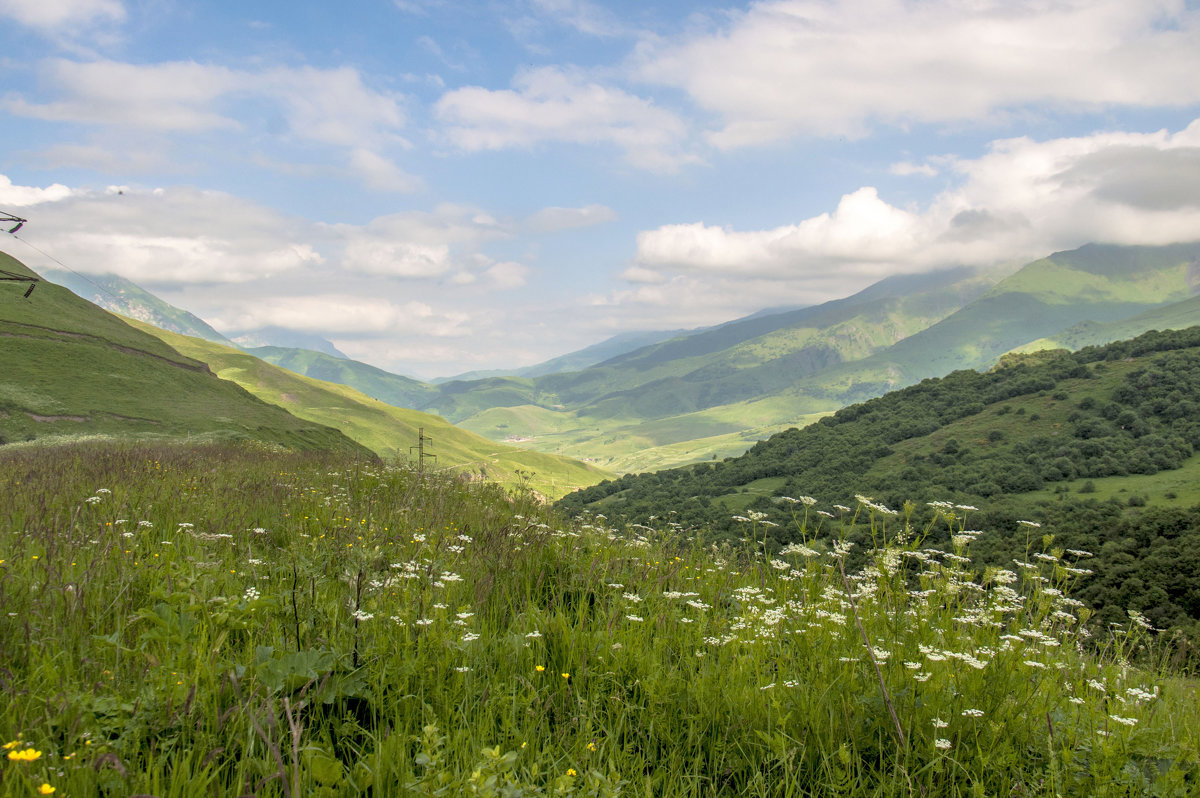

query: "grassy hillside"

left=0, top=253, right=368, bottom=455
left=1, top=441, right=1195, bottom=795
left=131, top=320, right=612, bottom=499
left=247, top=346, right=439, bottom=409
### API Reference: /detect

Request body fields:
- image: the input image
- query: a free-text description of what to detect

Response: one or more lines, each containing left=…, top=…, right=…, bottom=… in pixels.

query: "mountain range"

left=251, top=241, right=1200, bottom=472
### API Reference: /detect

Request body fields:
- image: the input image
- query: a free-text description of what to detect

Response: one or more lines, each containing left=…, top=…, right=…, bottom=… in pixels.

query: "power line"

left=1, top=211, right=125, bottom=305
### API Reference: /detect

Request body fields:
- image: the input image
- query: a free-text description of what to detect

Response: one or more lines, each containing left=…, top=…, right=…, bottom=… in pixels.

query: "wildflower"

left=535, top=665, right=545, bottom=672
left=935, top=738, right=952, bottom=750
left=561, top=672, right=570, bottom=680
left=566, top=768, right=577, bottom=777
left=961, top=709, right=984, bottom=717
left=1017, top=520, right=1041, bottom=528
left=351, top=610, right=373, bottom=621
left=525, top=630, right=542, bottom=639
left=1109, top=715, right=1137, bottom=727
left=2, top=740, right=18, bottom=750
left=931, top=718, right=948, bottom=729
left=8, top=748, right=42, bottom=762
left=38, top=785, right=55, bottom=795
left=626, top=614, right=644, bottom=622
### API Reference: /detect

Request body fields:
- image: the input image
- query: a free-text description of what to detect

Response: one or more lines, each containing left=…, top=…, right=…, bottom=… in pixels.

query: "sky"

left=1, top=0, right=1199, bottom=379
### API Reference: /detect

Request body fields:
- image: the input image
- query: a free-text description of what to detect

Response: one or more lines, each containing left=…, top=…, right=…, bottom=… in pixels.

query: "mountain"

left=247, top=345, right=439, bottom=409
left=0, top=252, right=369, bottom=455
left=41, top=268, right=236, bottom=346
left=797, top=242, right=1200, bottom=404
left=129, top=321, right=614, bottom=499
left=230, top=326, right=348, bottom=358
left=437, top=328, right=694, bottom=382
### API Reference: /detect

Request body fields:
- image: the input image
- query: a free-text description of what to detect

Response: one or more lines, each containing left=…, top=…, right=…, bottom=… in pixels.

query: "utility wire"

left=6, top=230, right=126, bottom=306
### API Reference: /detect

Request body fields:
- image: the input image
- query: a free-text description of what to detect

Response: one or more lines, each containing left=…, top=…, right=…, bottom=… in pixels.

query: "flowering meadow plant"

left=0, top=442, right=1196, bottom=796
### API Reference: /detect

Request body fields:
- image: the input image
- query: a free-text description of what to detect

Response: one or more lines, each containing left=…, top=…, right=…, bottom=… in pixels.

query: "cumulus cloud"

left=0, top=0, right=123, bottom=32
left=629, top=118, right=1200, bottom=312
left=210, top=295, right=471, bottom=337
left=636, top=187, right=921, bottom=277
left=6, top=58, right=414, bottom=189
left=0, top=174, right=73, bottom=206
left=1, top=179, right=322, bottom=285
left=524, top=203, right=617, bottom=232
left=435, top=66, right=698, bottom=171
left=334, top=204, right=512, bottom=279
left=634, top=0, right=1200, bottom=148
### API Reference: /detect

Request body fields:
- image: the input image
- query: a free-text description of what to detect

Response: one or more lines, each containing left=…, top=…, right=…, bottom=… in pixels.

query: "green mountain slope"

left=248, top=345, right=439, bottom=408
left=805, top=242, right=1200, bottom=404
left=130, top=320, right=614, bottom=498
left=1010, top=293, right=1200, bottom=354
left=0, top=253, right=369, bottom=454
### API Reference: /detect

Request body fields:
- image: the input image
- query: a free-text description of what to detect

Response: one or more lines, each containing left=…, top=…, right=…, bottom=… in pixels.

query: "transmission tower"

left=410, top=427, right=437, bottom=473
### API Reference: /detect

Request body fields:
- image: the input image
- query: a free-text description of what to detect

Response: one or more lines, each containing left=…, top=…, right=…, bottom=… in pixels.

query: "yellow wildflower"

left=535, top=665, right=545, bottom=672
left=8, top=748, right=42, bottom=762
left=566, top=768, right=577, bottom=777
left=39, top=784, right=56, bottom=795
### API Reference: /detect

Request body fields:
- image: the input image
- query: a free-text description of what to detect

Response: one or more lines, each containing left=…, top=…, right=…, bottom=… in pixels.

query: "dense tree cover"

left=556, top=326, right=1200, bottom=649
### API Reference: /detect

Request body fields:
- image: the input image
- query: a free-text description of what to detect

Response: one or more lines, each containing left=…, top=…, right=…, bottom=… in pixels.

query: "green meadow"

left=2, top=441, right=1197, bottom=796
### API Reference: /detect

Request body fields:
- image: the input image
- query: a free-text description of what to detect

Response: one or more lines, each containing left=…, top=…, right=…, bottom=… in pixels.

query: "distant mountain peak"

left=230, top=327, right=348, bottom=359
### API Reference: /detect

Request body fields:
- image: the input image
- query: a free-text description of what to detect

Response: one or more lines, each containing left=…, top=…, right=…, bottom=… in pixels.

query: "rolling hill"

left=0, top=252, right=369, bottom=455
left=128, top=320, right=614, bottom=499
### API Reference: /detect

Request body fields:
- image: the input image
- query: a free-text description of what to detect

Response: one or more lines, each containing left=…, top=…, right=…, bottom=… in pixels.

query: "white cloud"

left=528, top=0, right=628, bottom=37
left=6, top=59, right=412, bottom=188
left=0, top=0, right=123, bottom=31
left=436, top=66, right=698, bottom=171
left=628, top=118, right=1200, bottom=314
left=347, top=148, right=424, bottom=193
left=0, top=174, right=73, bottom=206
left=210, top=295, right=471, bottom=337
left=889, top=161, right=938, bottom=177
left=34, top=141, right=177, bottom=174
left=334, top=204, right=512, bottom=279
left=1, top=179, right=322, bottom=284
left=636, top=187, right=921, bottom=277
left=525, top=203, right=617, bottom=232
left=484, top=260, right=530, bottom=288
left=343, top=239, right=452, bottom=278
left=635, top=0, right=1200, bottom=148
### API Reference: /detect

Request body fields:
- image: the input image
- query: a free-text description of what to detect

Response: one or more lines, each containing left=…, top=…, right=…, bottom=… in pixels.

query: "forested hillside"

left=557, top=326, right=1200, bottom=644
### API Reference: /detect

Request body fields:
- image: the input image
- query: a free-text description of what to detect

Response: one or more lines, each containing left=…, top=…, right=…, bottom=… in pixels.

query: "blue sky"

left=2, top=0, right=1200, bottom=378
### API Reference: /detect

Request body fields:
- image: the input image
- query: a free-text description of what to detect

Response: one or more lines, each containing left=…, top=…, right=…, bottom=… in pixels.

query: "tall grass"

left=1, top=442, right=1196, bottom=796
